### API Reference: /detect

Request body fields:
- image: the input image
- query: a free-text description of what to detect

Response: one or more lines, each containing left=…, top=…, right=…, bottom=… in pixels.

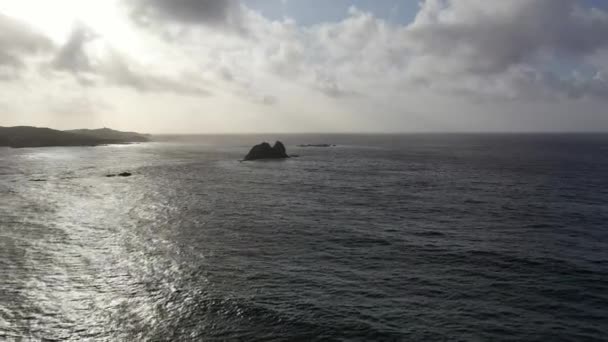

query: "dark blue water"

left=1, top=134, right=607, bottom=341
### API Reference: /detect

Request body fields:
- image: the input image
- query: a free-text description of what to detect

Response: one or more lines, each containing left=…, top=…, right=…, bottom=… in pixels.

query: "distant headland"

left=0, top=126, right=150, bottom=148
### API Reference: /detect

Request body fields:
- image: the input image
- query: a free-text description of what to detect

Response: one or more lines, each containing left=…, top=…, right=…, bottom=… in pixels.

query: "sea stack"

left=244, top=141, right=289, bottom=161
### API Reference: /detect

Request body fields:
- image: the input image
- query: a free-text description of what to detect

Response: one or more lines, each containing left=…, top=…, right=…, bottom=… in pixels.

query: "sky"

left=1, top=0, right=608, bottom=133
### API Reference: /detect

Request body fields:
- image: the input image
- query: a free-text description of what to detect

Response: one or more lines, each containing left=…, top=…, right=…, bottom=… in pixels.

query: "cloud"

left=0, top=13, right=53, bottom=78
left=402, top=0, right=608, bottom=99
left=126, top=0, right=244, bottom=32
left=215, top=67, right=277, bottom=105
left=49, top=25, right=209, bottom=96
left=11, top=0, right=608, bottom=103
left=53, top=24, right=97, bottom=73
left=228, top=0, right=608, bottom=101
left=100, top=51, right=209, bottom=96
left=313, top=70, right=357, bottom=98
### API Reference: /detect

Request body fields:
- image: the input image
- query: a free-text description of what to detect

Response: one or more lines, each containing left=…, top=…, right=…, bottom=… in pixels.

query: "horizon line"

left=3, top=125, right=608, bottom=135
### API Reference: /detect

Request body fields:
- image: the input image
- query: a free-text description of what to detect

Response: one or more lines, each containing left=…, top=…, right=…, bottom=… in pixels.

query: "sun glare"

left=0, top=0, right=128, bottom=45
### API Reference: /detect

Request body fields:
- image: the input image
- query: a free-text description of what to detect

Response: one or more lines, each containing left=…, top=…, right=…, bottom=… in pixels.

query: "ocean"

left=1, top=134, right=607, bottom=341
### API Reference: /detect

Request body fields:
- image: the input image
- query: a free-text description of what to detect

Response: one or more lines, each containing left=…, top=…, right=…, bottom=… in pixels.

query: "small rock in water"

left=106, top=172, right=132, bottom=177
left=244, top=141, right=290, bottom=161
left=297, top=144, right=334, bottom=147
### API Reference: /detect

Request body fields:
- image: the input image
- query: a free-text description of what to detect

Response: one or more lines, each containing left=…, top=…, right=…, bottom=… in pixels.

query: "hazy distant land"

left=0, top=126, right=150, bottom=148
